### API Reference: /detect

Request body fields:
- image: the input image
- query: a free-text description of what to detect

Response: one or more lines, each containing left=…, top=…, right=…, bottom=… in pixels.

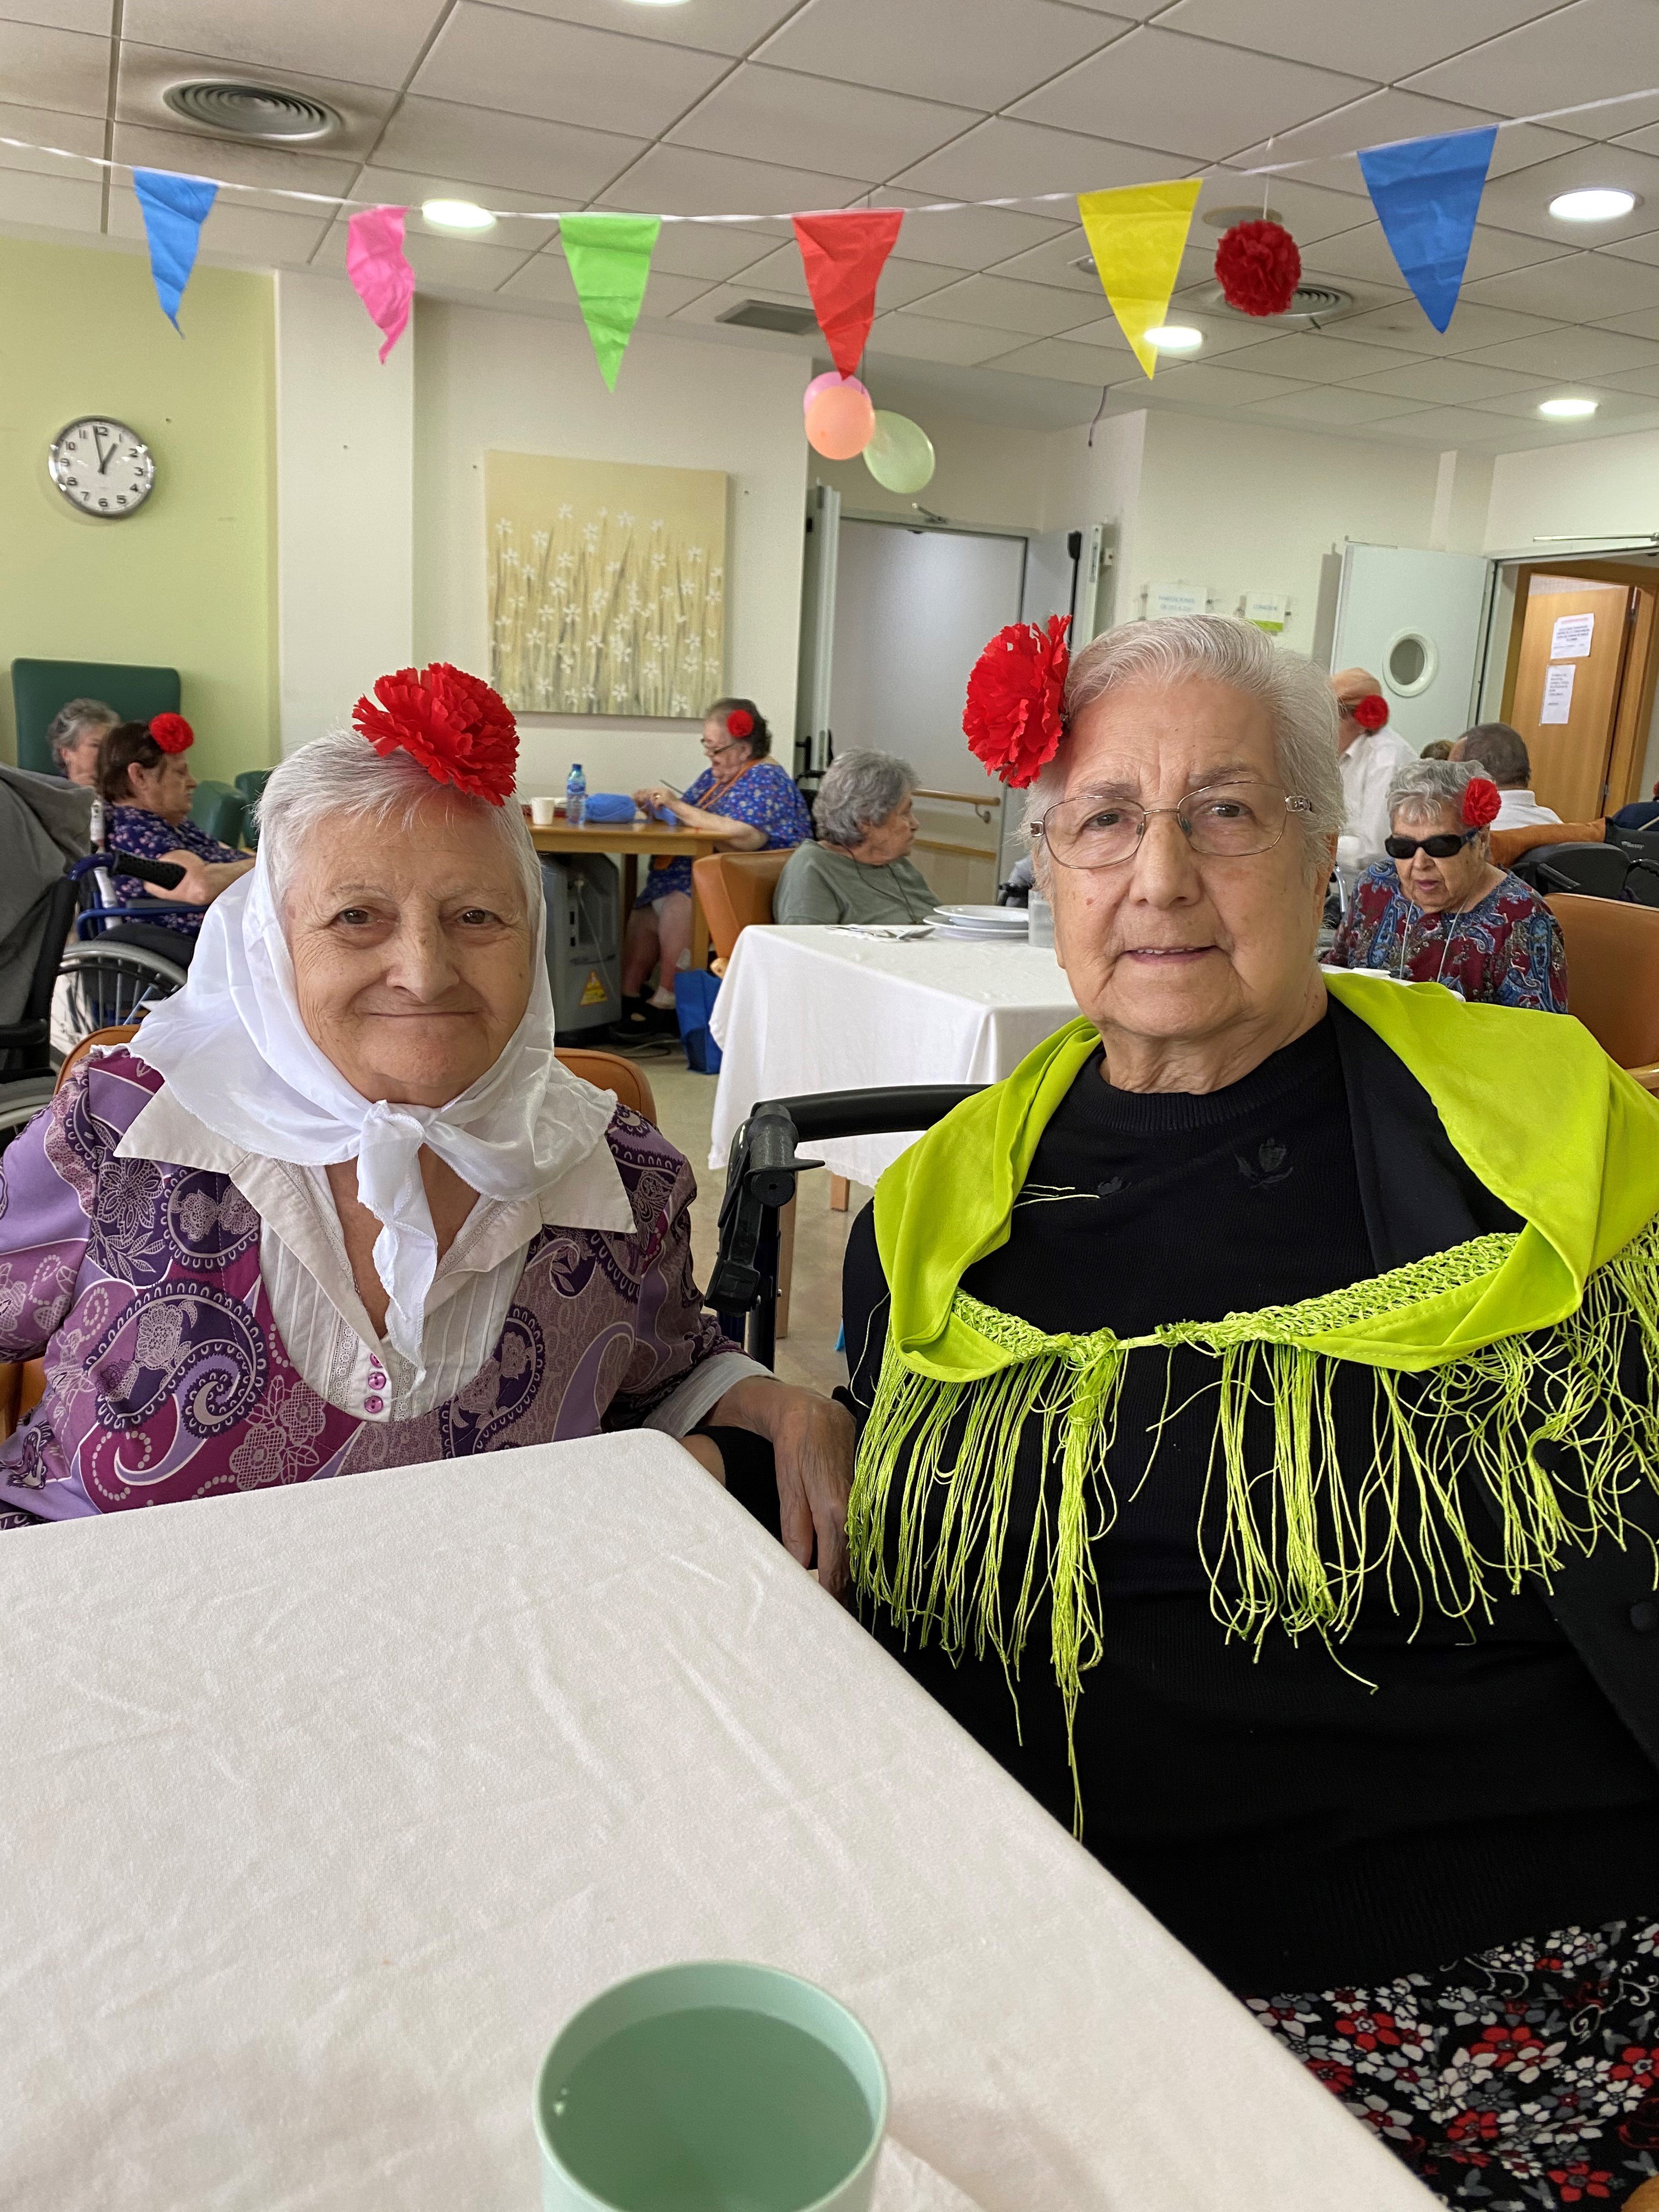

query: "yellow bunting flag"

left=1076, top=179, right=1202, bottom=379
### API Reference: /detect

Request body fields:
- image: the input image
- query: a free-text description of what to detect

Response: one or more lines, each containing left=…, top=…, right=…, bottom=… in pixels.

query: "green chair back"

left=11, top=659, right=181, bottom=775
left=190, top=780, right=247, bottom=848
left=234, top=768, right=273, bottom=847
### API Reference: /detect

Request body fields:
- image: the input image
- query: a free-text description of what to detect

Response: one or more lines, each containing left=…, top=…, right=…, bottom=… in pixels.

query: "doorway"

left=1498, top=562, right=1659, bottom=822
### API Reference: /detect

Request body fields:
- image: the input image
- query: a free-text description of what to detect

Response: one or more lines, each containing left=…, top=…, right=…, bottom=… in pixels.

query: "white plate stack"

left=929, top=903, right=1031, bottom=944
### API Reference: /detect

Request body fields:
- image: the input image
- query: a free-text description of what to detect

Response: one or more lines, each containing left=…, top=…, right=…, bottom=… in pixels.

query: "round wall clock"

left=47, top=417, right=156, bottom=518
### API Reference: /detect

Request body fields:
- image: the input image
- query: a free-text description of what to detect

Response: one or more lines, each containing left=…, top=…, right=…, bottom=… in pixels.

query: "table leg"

left=623, top=853, right=639, bottom=914
left=829, top=1176, right=849, bottom=1213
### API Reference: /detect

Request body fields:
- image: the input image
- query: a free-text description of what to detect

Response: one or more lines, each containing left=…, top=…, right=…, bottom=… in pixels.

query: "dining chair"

left=1544, top=895, right=1659, bottom=1092
left=691, top=850, right=789, bottom=962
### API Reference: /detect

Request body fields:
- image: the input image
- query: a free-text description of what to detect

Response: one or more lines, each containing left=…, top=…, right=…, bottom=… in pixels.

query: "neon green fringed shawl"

left=849, top=974, right=1659, bottom=1798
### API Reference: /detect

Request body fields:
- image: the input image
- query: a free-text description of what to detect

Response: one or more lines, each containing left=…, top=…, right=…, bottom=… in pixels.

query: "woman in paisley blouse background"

left=1327, top=757, right=1567, bottom=1011
left=0, top=663, right=851, bottom=1582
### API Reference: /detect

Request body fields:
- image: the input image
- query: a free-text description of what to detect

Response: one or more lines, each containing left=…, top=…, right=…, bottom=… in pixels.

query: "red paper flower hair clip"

left=964, top=616, right=1070, bottom=788
left=149, top=713, right=194, bottom=754
left=1462, top=776, right=1501, bottom=831
left=725, top=708, right=754, bottom=740
left=351, top=662, right=518, bottom=805
left=1350, top=693, right=1390, bottom=732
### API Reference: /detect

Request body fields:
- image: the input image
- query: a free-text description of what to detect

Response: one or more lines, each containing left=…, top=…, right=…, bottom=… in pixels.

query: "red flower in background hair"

left=1462, top=776, right=1501, bottom=830
left=725, top=707, right=754, bottom=740
left=1351, top=693, right=1390, bottom=732
left=964, top=616, right=1070, bottom=788
left=351, top=662, right=518, bottom=805
left=149, top=712, right=194, bottom=754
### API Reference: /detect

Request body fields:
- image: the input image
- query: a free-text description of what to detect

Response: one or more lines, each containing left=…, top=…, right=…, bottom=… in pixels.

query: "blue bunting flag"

left=133, top=168, right=219, bottom=330
left=1357, top=126, right=1497, bottom=335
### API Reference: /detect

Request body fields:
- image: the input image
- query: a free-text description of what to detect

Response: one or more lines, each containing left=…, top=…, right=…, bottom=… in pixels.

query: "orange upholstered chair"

left=1545, top=896, right=1659, bottom=1092
left=692, top=850, right=790, bottom=962
left=1491, top=819, right=1605, bottom=868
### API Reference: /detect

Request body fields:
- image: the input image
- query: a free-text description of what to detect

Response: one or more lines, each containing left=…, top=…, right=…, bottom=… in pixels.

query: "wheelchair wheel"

left=0, top=1077, right=57, bottom=1155
left=51, top=943, right=187, bottom=1055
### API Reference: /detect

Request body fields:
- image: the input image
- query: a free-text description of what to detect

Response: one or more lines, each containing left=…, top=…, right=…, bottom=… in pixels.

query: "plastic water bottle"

left=565, top=763, right=586, bottom=828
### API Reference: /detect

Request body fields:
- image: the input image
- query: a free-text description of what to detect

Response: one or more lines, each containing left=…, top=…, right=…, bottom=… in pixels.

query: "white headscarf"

left=132, top=839, right=615, bottom=1369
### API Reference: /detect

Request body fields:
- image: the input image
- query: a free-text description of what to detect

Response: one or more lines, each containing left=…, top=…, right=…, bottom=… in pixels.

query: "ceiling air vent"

left=716, top=300, right=820, bottom=336
left=162, top=81, right=342, bottom=142
left=1200, top=278, right=1356, bottom=326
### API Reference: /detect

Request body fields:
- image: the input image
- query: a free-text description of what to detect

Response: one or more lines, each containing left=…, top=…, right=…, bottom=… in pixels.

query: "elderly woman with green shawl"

left=843, top=614, right=1659, bottom=2207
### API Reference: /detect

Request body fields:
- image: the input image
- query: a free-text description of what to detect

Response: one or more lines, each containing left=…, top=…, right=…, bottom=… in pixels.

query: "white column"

left=274, top=270, right=414, bottom=755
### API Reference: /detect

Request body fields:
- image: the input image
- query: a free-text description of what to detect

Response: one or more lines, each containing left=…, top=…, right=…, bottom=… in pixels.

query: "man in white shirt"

left=1450, top=723, right=1561, bottom=831
left=1333, top=667, right=1417, bottom=865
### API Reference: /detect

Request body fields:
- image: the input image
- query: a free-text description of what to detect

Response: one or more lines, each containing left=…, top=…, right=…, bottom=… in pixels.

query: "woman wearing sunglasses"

left=1327, top=757, right=1566, bottom=1009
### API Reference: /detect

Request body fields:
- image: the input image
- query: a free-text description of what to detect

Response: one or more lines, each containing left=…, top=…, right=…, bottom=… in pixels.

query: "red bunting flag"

left=791, top=210, right=904, bottom=379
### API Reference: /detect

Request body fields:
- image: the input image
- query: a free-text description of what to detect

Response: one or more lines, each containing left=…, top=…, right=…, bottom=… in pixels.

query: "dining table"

left=0, top=1430, right=1433, bottom=2210
left=708, top=923, right=1081, bottom=1186
left=529, top=817, right=730, bottom=968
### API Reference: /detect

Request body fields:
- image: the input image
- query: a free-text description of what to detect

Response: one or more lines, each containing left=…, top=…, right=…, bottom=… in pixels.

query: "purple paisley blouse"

left=0, top=1051, right=730, bottom=1526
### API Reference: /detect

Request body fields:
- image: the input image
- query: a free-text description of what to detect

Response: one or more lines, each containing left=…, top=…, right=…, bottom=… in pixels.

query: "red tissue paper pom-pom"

left=1214, top=219, right=1302, bottom=318
left=351, top=662, right=518, bottom=805
left=725, top=708, right=754, bottom=740
left=963, top=616, right=1070, bottom=789
left=1462, top=776, right=1502, bottom=831
left=1351, top=693, right=1390, bottom=733
left=148, top=712, right=194, bottom=754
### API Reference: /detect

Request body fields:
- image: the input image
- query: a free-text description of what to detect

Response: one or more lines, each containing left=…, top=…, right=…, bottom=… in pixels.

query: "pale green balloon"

left=863, top=410, right=936, bottom=495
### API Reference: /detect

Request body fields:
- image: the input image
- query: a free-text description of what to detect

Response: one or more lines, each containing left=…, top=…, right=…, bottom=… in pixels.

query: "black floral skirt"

left=1248, top=1919, right=1659, bottom=2208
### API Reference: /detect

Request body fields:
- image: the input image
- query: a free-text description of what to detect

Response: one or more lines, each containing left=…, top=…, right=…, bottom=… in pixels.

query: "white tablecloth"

left=709, top=926, right=1080, bottom=1185
left=0, top=1435, right=1430, bottom=2211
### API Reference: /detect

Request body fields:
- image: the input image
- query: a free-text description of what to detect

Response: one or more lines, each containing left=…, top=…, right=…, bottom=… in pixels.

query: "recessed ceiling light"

left=421, top=198, right=495, bottom=233
left=1538, top=396, right=1599, bottom=418
left=1146, top=324, right=1204, bottom=352
left=1548, top=187, right=1638, bottom=222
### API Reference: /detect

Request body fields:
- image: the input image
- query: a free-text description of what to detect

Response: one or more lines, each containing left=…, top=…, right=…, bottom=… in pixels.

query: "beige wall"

left=1485, top=425, right=1659, bottom=554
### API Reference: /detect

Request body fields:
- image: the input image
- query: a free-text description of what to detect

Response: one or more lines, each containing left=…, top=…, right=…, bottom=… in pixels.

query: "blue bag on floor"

left=675, top=969, right=723, bottom=1074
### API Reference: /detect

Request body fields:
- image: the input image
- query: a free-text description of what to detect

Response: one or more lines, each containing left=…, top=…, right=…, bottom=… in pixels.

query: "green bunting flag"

left=559, top=213, right=662, bottom=390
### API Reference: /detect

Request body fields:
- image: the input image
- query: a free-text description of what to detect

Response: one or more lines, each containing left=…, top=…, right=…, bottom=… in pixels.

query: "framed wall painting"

left=486, top=450, right=727, bottom=718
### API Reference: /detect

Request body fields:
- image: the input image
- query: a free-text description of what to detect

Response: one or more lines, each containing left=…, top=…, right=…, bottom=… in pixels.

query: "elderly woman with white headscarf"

left=0, top=663, right=851, bottom=1583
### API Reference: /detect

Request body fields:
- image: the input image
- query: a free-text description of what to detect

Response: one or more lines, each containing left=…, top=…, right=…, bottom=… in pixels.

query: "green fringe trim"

left=848, top=1222, right=1659, bottom=1831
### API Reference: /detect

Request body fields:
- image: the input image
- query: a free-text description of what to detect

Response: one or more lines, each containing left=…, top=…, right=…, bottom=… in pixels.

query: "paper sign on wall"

left=1149, top=583, right=1206, bottom=617
left=1540, top=663, right=1576, bottom=724
left=1550, top=612, right=1595, bottom=658
left=1243, top=592, right=1288, bottom=633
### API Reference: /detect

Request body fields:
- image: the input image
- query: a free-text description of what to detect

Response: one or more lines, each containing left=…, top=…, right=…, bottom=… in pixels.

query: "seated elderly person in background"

left=774, top=751, right=934, bottom=926
left=618, top=697, right=811, bottom=1035
left=1331, top=665, right=1414, bottom=866
left=0, top=663, right=850, bottom=1583
left=1451, top=719, right=1561, bottom=828
left=1328, top=757, right=1566, bottom=1008
left=843, top=613, right=1659, bottom=2207
left=46, top=697, right=119, bottom=788
left=97, top=714, right=252, bottom=968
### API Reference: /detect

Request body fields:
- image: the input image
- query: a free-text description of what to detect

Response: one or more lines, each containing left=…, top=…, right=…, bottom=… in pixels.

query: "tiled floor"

left=633, top=1045, right=861, bottom=1399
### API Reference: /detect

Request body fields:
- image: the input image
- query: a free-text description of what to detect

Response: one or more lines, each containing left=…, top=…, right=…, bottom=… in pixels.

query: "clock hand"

left=96, top=435, right=116, bottom=476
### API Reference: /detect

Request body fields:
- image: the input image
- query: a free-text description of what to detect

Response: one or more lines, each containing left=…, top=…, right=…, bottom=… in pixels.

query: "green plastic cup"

left=533, top=1961, right=888, bottom=2212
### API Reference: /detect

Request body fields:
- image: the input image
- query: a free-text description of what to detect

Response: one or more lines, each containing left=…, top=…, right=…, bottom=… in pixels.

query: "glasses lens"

left=1386, top=833, right=1464, bottom=860
left=1043, top=795, right=1146, bottom=868
left=1182, top=782, right=1290, bottom=856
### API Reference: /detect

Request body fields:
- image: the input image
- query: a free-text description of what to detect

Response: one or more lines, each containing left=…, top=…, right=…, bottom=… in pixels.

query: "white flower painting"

left=485, top=451, right=727, bottom=718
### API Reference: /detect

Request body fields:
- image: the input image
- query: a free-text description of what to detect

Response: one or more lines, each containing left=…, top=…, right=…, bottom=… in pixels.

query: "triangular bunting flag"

left=347, top=205, right=415, bottom=362
left=559, top=213, right=662, bottom=390
left=1357, top=126, right=1496, bottom=334
left=1076, top=180, right=1201, bottom=379
left=791, top=210, right=904, bottom=379
left=133, top=168, right=218, bottom=331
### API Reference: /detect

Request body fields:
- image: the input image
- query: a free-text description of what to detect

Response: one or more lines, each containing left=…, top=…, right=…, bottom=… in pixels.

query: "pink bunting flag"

left=347, top=205, right=415, bottom=362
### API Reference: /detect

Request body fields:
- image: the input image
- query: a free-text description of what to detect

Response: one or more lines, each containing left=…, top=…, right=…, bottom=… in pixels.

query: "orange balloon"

left=805, top=384, right=876, bottom=459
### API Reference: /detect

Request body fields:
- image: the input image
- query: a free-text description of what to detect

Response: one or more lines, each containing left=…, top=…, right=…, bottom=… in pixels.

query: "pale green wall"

left=0, top=234, right=276, bottom=785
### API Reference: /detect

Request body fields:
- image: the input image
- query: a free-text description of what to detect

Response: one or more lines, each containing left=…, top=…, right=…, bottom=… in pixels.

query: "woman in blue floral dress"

left=1328, top=758, right=1567, bottom=1012
left=619, top=697, right=811, bottom=1031
left=97, top=715, right=252, bottom=967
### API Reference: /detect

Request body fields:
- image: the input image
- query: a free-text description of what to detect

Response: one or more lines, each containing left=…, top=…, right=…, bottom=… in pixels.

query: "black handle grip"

left=107, top=851, right=187, bottom=890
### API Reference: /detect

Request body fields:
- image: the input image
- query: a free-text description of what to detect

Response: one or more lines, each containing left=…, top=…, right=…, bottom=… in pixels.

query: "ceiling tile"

left=884, top=194, right=1073, bottom=272
left=0, top=20, right=108, bottom=117
left=1591, top=363, right=1659, bottom=401
left=0, top=166, right=101, bottom=230
left=1402, top=2, right=1659, bottom=140
left=414, top=5, right=731, bottom=138
left=1122, top=358, right=1312, bottom=404
left=751, top=0, right=1127, bottom=110
left=1191, top=171, right=1375, bottom=244
left=893, top=116, right=1181, bottom=201
left=353, top=166, right=565, bottom=250
left=1154, top=0, right=1564, bottom=83
left=1455, top=325, right=1659, bottom=378
left=1346, top=356, right=1546, bottom=403
left=115, top=42, right=392, bottom=154
left=108, top=122, right=357, bottom=218
left=1245, top=386, right=1436, bottom=427
left=7, top=0, right=111, bottom=25
left=731, top=240, right=968, bottom=309
left=122, top=0, right=437, bottom=90
left=647, top=220, right=787, bottom=281
left=487, top=0, right=803, bottom=57
left=668, top=63, right=974, bottom=180
left=1364, top=405, right=1523, bottom=444
left=986, top=223, right=1110, bottom=294
left=497, top=252, right=713, bottom=315
left=0, top=97, right=103, bottom=178
left=1467, top=379, right=1659, bottom=420
left=1228, top=103, right=1582, bottom=191
left=1009, top=27, right=1370, bottom=163
left=1599, top=230, right=1659, bottom=271
left=905, top=270, right=1103, bottom=336
left=1314, top=297, right=1565, bottom=354
left=1304, top=221, right=1570, bottom=289
left=596, top=142, right=863, bottom=218
left=858, top=309, right=1026, bottom=365
left=1061, top=0, right=1164, bottom=14
left=1593, top=303, right=1659, bottom=341
left=1471, top=140, right=1659, bottom=247
left=977, top=334, right=1136, bottom=383
left=375, top=98, right=646, bottom=199
left=1214, top=330, right=1429, bottom=382
left=1461, top=252, right=1659, bottom=321
left=1054, top=306, right=1281, bottom=359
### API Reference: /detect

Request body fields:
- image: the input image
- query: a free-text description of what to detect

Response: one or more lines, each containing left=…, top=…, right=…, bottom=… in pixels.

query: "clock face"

left=48, top=417, right=155, bottom=518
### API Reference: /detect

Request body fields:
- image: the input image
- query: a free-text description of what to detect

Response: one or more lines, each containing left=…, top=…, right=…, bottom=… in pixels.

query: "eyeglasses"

left=1033, top=780, right=1312, bottom=871
left=1384, top=829, right=1478, bottom=862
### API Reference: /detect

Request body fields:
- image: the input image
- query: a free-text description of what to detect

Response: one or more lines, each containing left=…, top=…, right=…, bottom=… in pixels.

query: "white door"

left=1022, top=524, right=1110, bottom=647
left=1327, top=544, right=1492, bottom=752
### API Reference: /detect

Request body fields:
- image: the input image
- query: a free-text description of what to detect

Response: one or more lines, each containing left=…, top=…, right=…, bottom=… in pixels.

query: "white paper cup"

left=530, top=797, right=557, bottom=827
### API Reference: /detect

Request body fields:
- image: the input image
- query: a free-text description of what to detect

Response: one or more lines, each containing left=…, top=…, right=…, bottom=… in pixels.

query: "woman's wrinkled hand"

left=707, top=1376, right=856, bottom=1598
left=634, top=783, right=684, bottom=822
